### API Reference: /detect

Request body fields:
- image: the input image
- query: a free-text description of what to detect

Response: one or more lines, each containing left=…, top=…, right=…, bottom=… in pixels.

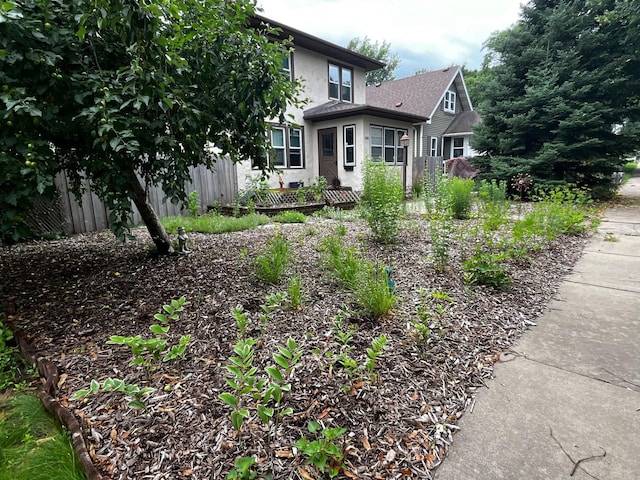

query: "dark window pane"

left=454, top=137, right=464, bottom=147
left=329, top=82, right=339, bottom=100
left=272, top=149, right=285, bottom=166
left=384, top=128, right=395, bottom=146
left=290, top=152, right=302, bottom=167
left=371, top=146, right=383, bottom=159
left=385, top=147, right=395, bottom=162
left=397, top=147, right=404, bottom=163
left=346, top=147, right=354, bottom=165
left=345, top=126, right=354, bottom=145
left=322, top=133, right=334, bottom=156
left=290, top=129, right=301, bottom=148
left=341, top=85, right=351, bottom=102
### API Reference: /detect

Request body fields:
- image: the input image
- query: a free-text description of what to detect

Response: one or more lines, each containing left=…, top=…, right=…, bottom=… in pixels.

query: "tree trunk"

left=128, top=174, right=174, bottom=254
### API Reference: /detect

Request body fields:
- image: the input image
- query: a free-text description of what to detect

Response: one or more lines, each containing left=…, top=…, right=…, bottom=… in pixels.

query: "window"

left=281, top=51, right=292, bottom=80
left=268, top=126, right=304, bottom=168
left=453, top=137, right=464, bottom=158
left=328, top=63, right=353, bottom=102
left=430, top=137, right=438, bottom=157
left=344, top=125, right=356, bottom=167
left=444, top=90, right=456, bottom=113
left=370, top=125, right=407, bottom=165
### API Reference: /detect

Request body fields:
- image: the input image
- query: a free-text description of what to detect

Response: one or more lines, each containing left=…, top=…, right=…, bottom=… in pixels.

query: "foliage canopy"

left=347, top=36, right=400, bottom=85
left=471, top=0, right=640, bottom=191
left=0, top=0, right=300, bottom=250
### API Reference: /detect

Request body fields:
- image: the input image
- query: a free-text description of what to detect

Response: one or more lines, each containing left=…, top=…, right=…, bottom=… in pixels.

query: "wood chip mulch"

left=0, top=214, right=588, bottom=479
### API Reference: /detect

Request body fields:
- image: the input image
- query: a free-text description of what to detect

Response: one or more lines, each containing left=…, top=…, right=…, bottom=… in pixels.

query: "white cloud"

left=257, top=0, right=523, bottom=76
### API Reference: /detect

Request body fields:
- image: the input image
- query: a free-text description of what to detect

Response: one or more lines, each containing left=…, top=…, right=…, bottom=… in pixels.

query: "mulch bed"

left=0, top=214, right=588, bottom=479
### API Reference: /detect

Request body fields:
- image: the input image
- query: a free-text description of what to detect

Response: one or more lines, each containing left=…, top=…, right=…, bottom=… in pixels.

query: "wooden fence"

left=413, top=156, right=444, bottom=184
left=43, top=157, right=237, bottom=235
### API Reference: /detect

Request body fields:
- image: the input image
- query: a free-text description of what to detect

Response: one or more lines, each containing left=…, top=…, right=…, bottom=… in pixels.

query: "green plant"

left=231, top=306, right=252, bottom=338
left=308, top=176, right=328, bottom=202
left=360, top=159, right=404, bottom=244
left=320, top=235, right=363, bottom=289
left=255, top=233, right=291, bottom=284
left=295, top=421, right=347, bottom=479
left=287, top=275, right=305, bottom=310
left=0, top=320, right=24, bottom=391
left=107, top=297, right=191, bottom=376
left=448, top=177, right=475, bottom=219
left=463, top=252, right=512, bottom=291
left=331, top=308, right=354, bottom=346
left=272, top=210, right=307, bottom=223
left=246, top=198, right=255, bottom=215
left=296, top=186, right=307, bottom=205
left=259, top=292, right=287, bottom=323
left=478, top=179, right=508, bottom=203
left=72, top=377, right=155, bottom=409
left=604, top=232, right=619, bottom=242
left=227, top=456, right=257, bottom=480
left=353, top=263, right=397, bottom=319
left=412, top=289, right=452, bottom=343
left=187, top=190, right=200, bottom=217
left=161, top=212, right=270, bottom=234
left=365, top=334, right=387, bottom=380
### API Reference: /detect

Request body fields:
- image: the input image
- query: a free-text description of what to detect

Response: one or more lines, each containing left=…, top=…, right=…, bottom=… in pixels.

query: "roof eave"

left=251, top=15, right=385, bottom=72
left=305, top=105, right=427, bottom=123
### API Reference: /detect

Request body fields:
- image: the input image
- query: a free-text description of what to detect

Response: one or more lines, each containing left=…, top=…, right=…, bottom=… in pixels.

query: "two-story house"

left=236, top=15, right=427, bottom=192
left=366, top=66, right=480, bottom=163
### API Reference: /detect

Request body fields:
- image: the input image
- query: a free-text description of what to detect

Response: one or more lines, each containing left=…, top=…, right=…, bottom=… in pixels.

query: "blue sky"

left=258, top=0, right=524, bottom=78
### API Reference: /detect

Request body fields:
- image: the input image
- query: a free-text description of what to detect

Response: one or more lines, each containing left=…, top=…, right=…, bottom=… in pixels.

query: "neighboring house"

left=366, top=66, right=480, bottom=162
left=236, top=15, right=427, bottom=192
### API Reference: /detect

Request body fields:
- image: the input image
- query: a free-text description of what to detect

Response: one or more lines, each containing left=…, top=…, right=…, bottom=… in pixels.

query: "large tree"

left=471, top=0, right=640, bottom=191
left=0, top=0, right=300, bottom=250
left=347, top=36, right=400, bottom=85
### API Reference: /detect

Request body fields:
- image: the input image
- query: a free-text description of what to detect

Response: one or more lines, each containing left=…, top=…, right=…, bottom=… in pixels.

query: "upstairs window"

left=281, top=51, right=292, bottom=80
left=444, top=90, right=456, bottom=113
left=329, top=63, right=353, bottom=102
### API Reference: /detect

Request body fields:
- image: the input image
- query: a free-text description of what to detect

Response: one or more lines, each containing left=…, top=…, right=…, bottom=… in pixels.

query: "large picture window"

left=444, top=90, right=456, bottom=113
left=329, top=63, right=353, bottom=102
left=370, top=126, right=407, bottom=165
left=268, top=125, right=304, bottom=169
left=344, top=125, right=355, bottom=167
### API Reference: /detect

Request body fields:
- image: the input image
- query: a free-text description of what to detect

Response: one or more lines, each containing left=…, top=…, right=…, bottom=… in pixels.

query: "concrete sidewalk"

left=435, top=172, right=640, bottom=480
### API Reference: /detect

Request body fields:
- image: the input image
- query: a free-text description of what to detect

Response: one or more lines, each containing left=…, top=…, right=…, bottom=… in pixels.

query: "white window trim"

left=452, top=136, right=465, bottom=158
left=370, top=125, right=407, bottom=166
left=444, top=90, right=456, bottom=114
left=343, top=125, right=356, bottom=167
left=328, top=63, right=353, bottom=103
left=430, top=137, right=438, bottom=157
left=267, top=125, right=304, bottom=169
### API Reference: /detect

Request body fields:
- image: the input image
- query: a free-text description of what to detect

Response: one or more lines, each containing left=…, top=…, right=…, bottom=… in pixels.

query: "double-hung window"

left=344, top=125, right=356, bottom=167
left=370, top=126, right=407, bottom=165
left=269, top=126, right=304, bottom=169
left=430, top=137, right=438, bottom=157
left=281, top=51, right=293, bottom=80
left=329, top=63, right=353, bottom=102
left=444, top=90, right=456, bottom=113
left=453, top=137, right=464, bottom=158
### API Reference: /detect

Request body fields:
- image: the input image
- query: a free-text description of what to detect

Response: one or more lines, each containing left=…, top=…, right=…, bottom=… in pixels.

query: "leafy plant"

left=353, top=264, right=397, bottom=319
left=161, top=213, right=270, bottom=234
left=231, top=306, right=252, bottom=339
left=0, top=320, right=24, bottom=391
left=187, top=190, right=200, bottom=217
left=255, top=233, right=291, bottom=284
left=331, top=308, right=355, bottom=346
left=296, top=186, right=308, bottom=205
left=463, top=252, right=512, bottom=291
left=107, top=297, right=191, bottom=376
left=287, top=275, right=305, bottom=310
left=365, top=334, right=387, bottom=380
left=295, top=421, right=347, bottom=479
left=320, top=235, right=363, bottom=289
left=272, top=210, right=307, bottom=223
left=448, top=177, right=475, bottom=219
left=227, top=456, right=257, bottom=480
left=308, top=176, right=328, bottom=202
left=72, top=378, right=155, bottom=409
left=412, top=289, right=452, bottom=343
left=360, top=159, right=404, bottom=244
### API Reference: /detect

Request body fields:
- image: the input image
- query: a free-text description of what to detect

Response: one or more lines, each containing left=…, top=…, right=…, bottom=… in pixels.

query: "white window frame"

left=430, top=137, right=438, bottom=157
left=444, top=90, right=456, bottom=113
left=370, top=125, right=406, bottom=166
left=452, top=137, right=464, bottom=158
left=281, top=51, right=292, bottom=80
left=268, top=125, right=304, bottom=169
left=343, top=125, right=356, bottom=167
left=328, top=63, right=353, bottom=103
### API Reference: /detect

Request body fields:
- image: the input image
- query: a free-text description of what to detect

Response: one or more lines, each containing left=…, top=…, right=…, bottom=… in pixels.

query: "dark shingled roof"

left=304, top=100, right=427, bottom=123
left=366, top=67, right=462, bottom=119
left=443, top=110, right=482, bottom=136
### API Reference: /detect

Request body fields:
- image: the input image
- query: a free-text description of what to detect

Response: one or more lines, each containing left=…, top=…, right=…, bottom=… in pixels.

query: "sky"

left=257, top=0, right=525, bottom=79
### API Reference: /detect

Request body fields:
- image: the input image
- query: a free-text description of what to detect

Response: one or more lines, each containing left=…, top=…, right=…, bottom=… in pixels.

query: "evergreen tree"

left=471, top=0, right=640, bottom=192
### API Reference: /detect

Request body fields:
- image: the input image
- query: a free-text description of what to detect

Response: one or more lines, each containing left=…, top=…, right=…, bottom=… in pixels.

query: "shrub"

left=360, top=160, right=404, bottom=244
left=478, top=179, right=507, bottom=203
left=255, top=233, right=291, bottom=284
left=272, top=211, right=307, bottom=224
left=448, top=177, right=475, bottom=219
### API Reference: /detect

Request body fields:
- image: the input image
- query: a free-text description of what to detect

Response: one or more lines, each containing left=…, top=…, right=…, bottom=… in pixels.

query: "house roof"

left=304, top=100, right=427, bottom=123
left=250, top=15, right=385, bottom=72
left=443, top=110, right=482, bottom=136
left=366, top=66, right=470, bottom=120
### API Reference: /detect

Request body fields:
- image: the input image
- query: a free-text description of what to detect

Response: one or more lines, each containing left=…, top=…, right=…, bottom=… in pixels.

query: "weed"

left=162, top=213, right=269, bottom=234
left=72, top=378, right=154, bottom=409
left=604, top=232, right=619, bottom=242
left=463, top=252, right=512, bottom=291
left=0, top=320, right=25, bottom=391
left=295, top=421, right=347, bottom=479
left=227, top=456, right=257, bottom=480
left=272, top=210, right=307, bottom=224
left=187, top=190, right=199, bottom=217
left=448, top=177, right=475, bottom=219
left=287, top=276, right=305, bottom=310
left=353, top=263, right=397, bottom=319
left=255, top=233, right=291, bottom=284
left=411, top=289, right=452, bottom=343
left=365, top=335, right=387, bottom=380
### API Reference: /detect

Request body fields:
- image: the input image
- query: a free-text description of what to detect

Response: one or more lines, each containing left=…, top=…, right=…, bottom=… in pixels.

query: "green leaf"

left=107, top=335, right=126, bottom=344
left=154, top=313, right=169, bottom=323
left=71, top=389, right=89, bottom=399
left=219, top=393, right=238, bottom=408
left=265, top=366, right=283, bottom=383
left=90, top=379, right=100, bottom=393
left=150, top=324, right=169, bottom=335
left=308, top=421, right=321, bottom=434
left=127, top=399, right=146, bottom=409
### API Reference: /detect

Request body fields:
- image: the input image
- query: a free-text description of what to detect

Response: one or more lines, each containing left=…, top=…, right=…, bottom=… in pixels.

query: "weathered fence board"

left=413, top=156, right=444, bottom=185
left=49, top=157, right=237, bottom=235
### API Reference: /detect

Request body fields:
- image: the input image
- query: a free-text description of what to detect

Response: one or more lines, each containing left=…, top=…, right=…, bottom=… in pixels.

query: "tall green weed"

left=360, top=160, right=404, bottom=243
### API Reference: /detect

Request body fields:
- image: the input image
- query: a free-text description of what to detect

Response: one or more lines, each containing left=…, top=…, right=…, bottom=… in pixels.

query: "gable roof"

left=366, top=66, right=472, bottom=121
left=443, top=110, right=481, bottom=136
left=304, top=100, right=427, bottom=123
left=250, top=15, right=385, bottom=72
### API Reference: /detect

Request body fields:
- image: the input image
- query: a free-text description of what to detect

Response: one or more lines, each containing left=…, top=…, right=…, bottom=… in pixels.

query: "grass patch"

left=161, top=213, right=270, bottom=234
left=255, top=233, right=291, bottom=284
left=0, top=394, right=86, bottom=480
left=272, top=211, right=307, bottom=224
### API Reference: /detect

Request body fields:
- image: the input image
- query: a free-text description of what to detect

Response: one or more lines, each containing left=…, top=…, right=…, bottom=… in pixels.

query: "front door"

left=318, top=127, right=338, bottom=185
